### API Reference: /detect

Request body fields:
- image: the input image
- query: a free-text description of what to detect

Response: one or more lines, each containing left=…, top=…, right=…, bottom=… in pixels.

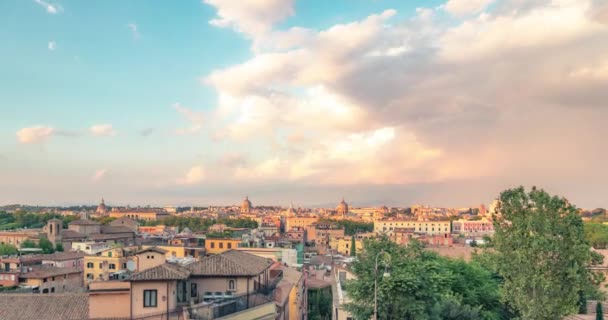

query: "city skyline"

left=1, top=0, right=608, bottom=207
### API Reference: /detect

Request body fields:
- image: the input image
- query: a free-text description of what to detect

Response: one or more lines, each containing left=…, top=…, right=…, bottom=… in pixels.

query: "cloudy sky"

left=1, top=0, right=607, bottom=208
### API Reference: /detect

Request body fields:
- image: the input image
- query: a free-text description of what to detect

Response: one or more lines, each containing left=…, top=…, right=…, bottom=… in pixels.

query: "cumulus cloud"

left=48, top=41, right=56, bottom=51
left=90, top=124, right=116, bottom=137
left=34, top=0, right=62, bottom=14
left=443, top=0, right=495, bottom=16
left=128, top=23, right=139, bottom=38
left=200, top=0, right=608, bottom=192
left=203, top=0, right=295, bottom=38
left=173, top=103, right=204, bottom=135
left=92, top=169, right=107, bottom=182
left=178, top=166, right=205, bottom=185
left=16, top=126, right=55, bottom=144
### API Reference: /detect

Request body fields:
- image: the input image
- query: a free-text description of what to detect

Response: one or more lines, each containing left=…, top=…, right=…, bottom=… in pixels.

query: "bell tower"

left=46, top=218, right=63, bottom=246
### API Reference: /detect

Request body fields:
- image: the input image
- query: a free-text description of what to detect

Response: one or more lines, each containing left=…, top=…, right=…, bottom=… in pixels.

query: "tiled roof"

left=41, top=251, right=85, bottom=261
left=135, top=246, right=168, bottom=255
left=130, top=263, right=190, bottom=281
left=89, top=233, right=134, bottom=241
left=69, top=219, right=101, bottom=226
left=101, top=225, right=135, bottom=234
left=0, top=293, right=88, bottom=320
left=186, top=250, right=272, bottom=277
left=19, top=266, right=82, bottom=279
left=60, top=230, right=87, bottom=239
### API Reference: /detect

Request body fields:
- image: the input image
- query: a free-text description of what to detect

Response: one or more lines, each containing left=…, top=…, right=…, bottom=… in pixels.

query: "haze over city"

left=1, top=0, right=608, bottom=208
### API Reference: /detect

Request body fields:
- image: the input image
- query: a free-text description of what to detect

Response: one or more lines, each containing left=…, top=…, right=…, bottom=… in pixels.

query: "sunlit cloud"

left=92, top=169, right=108, bottom=182
left=177, top=166, right=206, bottom=185
left=16, top=126, right=55, bottom=144
left=48, top=41, right=56, bottom=51
left=90, top=124, right=116, bottom=137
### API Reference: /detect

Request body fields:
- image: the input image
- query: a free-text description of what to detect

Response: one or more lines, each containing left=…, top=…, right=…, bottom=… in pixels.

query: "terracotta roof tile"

left=186, top=250, right=272, bottom=277
left=19, top=266, right=82, bottom=279
left=130, top=263, right=190, bottom=281
left=69, top=219, right=101, bottom=226
left=0, top=293, right=88, bottom=320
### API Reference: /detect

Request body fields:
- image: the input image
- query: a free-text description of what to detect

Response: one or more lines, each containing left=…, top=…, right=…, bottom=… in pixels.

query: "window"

left=143, top=290, right=158, bottom=308
left=86, top=273, right=93, bottom=280
left=109, top=264, right=116, bottom=270
left=52, top=276, right=55, bottom=281
left=108, top=252, right=112, bottom=258
left=43, top=278, right=48, bottom=283
left=191, top=283, right=198, bottom=297
left=228, top=279, right=236, bottom=291
left=122, top=263, right=127, bottom=269
left=219, top=242, right=224, bottom=249
left=99, top=263, right=103, bottom=268
left=210, top=242, right=215, bottom=249
left=227, top=243, right=232, bottom=249
left=177, top=281, right=187, bottom=303
left=51, top=287, right=55, bottom=293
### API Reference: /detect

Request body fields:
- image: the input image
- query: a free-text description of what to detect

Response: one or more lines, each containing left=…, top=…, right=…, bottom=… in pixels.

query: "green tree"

left=350, top=236, right=357, bottom=257
left=20, top=239, right=37, bottom=248
left=308, top=287, right=332, bottom=320
left=38, top=238, right=55, bottom=254
left=492, top=186, right=596, bottom=319
left=597, top=302, right=604, bottom=320
left=0, top=243, right=18, bottom=255
left=584, top=223, right=608, bottom=249
left=345, top=237, right=505, bottom=320
left=55, top=243, right=64, bottom=252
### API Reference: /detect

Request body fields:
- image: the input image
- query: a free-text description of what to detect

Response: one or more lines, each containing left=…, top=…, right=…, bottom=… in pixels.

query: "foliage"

left=205, top=231, right=234, bottom=239
left=584, top=223, right=608, bottom=249
left=344, top=237, right=506, bottom=320
left=308, top=287, right=332, bottom=320
left=38, top=238, right=55, bottom=254
left=0, top=243, right=18, bottom=255
left=579, top=291, right=587, bottom=314
left=597, top=302, right=604, bottom=320
left=0, top=211, right=80, bottom=230
left=317, top=219, right=373, bottom=236
left=350, top=236, right=357, bottom=256
left=92, top=216, right=117, bottom=225
left=20, top=240, right=37, bottom=248
left=492, top=186, right=597, bottom=319
left=141, top=217, right=257, bottom=232
left=55, top=243, right=64, bottom=252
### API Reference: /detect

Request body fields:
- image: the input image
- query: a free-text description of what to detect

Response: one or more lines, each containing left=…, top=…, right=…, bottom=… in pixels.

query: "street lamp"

left=374, top=250, right=391, bottom=320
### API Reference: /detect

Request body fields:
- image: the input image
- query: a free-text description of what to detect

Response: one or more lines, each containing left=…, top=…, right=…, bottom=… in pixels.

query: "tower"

left=45, top=218, right=63, bottom=246
left=241, top=196, right=252, bottom=214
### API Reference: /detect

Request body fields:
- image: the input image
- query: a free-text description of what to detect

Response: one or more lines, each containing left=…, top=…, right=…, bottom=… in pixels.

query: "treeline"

left=140, top=217, right=258, bottom=232
left=0, top=211, right=80, bottom=230
left=317, top=219, right=373, bottom=235
left=346, top=187, right=604, bottom=320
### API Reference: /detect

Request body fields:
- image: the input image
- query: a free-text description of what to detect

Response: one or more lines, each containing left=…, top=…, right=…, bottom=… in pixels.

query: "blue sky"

left=1, top=0, right=607, bottom=208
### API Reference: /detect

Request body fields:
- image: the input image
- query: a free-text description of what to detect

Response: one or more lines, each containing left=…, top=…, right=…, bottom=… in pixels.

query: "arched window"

left=228, top=280, right=235, bottom=291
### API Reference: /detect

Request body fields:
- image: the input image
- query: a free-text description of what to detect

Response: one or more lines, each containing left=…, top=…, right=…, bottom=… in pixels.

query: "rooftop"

left=187, top=250, right=272, bottom=277
left=130, top=263, right=191, bottom=281
left=0, top=293, right=88, bottom=320
left=19, top=266, right=81, bottom=279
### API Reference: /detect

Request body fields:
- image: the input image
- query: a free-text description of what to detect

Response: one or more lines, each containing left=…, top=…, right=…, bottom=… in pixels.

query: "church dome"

left=96, top=197, right=107, bottom=214
left=336, top=198, right=349, bottom=215
left=241, top=196, right=253, bottom=213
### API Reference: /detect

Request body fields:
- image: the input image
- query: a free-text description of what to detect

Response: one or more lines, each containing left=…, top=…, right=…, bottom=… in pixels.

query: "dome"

left=241, top=196, right=253, bottom=213
left=336, top=198, right=349, bottom=215
left=96, top=197, right=107, bottom=214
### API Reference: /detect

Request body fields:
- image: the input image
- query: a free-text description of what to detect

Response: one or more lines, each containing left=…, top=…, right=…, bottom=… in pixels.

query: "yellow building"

left=285, top=216, right=318, bottom=231
left=109, top=210, right=170, bottom=221
left=205, top=238, right=242, bottom=255
left=84, top=247, right=133, bottom=283
left=374, top=219, right=451, bottom=235
left=331, top=236, right=364, bottom=256
left=142, top=245, right=205, bottom=259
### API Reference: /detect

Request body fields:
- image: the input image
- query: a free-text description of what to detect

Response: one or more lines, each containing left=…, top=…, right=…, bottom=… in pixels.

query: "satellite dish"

left=126, top=260, right=136, bottom=272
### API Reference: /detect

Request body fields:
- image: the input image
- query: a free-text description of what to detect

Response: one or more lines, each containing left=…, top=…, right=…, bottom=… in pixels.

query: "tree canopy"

left=345, top=237, right=507, bottom=320
left=492, top=186, right=600, bottom=320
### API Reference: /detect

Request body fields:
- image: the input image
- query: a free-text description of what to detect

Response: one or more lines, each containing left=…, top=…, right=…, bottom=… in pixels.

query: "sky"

left=1, top=0, right=607, bottom=208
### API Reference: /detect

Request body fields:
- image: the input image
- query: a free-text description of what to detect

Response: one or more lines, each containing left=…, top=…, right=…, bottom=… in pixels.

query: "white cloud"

left=199, top=0, right=608, bottom=189
left=178, top=166, right=205, bottom=185
left=173, top=103, right=204, bottom=135
left=92, top=169, right=108, bottom=182
left=128, top=23, right=139, bottom=38
left=203, top=0, right=295, bottom=38
left=48, top=41, right=56, bottom=51
left=16, top=126, right=55, bottom=144
left=34, top=0, right=61, bottom=14
left=90, top=124, right=116, bottom=137
left=443, top=0, right=495, bottom=16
